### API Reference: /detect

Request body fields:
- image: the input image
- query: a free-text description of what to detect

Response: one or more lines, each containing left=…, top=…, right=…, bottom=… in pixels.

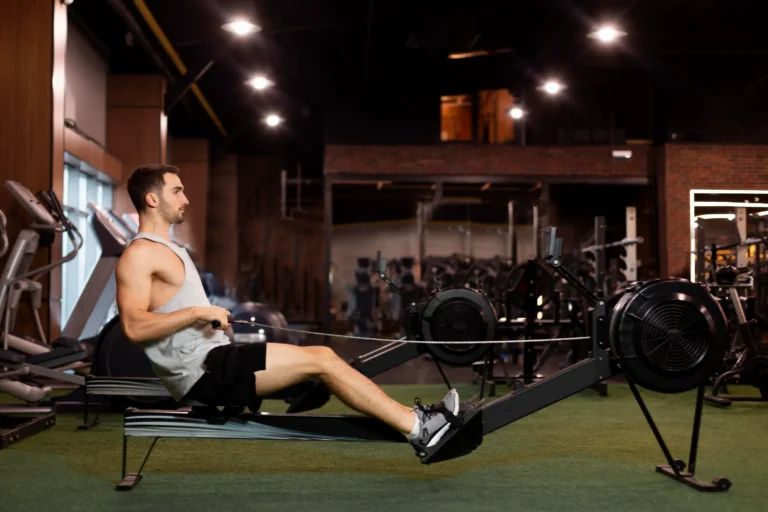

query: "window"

left=440, top=95, right=473, bottom=141
left=478, top=89, right=515, bottom=144
left=61, top=152, right=115, bottom=328
left=441, top=90, right=517, bottom=143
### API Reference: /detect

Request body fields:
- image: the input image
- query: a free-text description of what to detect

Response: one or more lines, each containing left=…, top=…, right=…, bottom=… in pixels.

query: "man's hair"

left=127, top=164, right=180, bottom=213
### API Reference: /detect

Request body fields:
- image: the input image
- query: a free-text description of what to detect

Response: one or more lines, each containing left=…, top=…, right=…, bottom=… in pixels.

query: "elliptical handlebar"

left=39, top=189, right=80, bottom=248
left=8, top=188, right=83, bottom=283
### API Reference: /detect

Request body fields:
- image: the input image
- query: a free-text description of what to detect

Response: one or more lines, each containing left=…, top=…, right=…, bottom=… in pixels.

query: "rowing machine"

left=116, top=225, right=732, bottom=493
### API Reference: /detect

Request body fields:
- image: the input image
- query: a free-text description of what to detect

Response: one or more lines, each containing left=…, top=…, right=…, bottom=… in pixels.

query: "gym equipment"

left=421, top=256, right=456, bottom=294
left=346, top=257, right=378, bottom=335
left=117, top=225, right=731, bottom=492
left=66, top=299, right=295, bottom=429
left=704, top=267, right=768, bottom=406
left=0, top=206, right=56, bottom=449
left=64, top=284, right=302, bottom=428
left=61, top=203, right=130, bottom=340
left=0, top=184, right=90, bottom=398
left=501, top=260, right=555, bottom=311
left=0, top=186, right=84, bottom=448
left=580, top=211, right=643, bottom=299
left=229, top=302, right=291, bottom=344
left=691, top=217, right=768, bottom=406
left=1, top=182, right=82, bottom=351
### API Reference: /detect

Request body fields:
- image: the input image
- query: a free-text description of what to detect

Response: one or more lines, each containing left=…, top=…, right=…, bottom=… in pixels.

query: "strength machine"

left=117, top=225, right=732, bottom=493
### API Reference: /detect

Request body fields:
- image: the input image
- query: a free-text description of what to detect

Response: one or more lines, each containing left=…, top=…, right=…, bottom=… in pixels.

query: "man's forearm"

left=122, top=307, right=201, bottom=343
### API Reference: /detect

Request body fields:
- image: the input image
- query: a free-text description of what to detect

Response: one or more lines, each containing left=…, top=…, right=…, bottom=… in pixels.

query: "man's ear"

left=145, top=192, right=159, bottom=208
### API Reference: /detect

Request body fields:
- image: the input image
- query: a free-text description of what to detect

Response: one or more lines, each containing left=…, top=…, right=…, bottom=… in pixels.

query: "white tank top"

left=128, top=233, right=230, bottom=400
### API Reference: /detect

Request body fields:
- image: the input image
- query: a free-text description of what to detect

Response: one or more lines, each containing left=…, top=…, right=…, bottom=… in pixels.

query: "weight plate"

left=231, top=301, right=291, bottom=344
left=609, top=278, right=729, bottom=393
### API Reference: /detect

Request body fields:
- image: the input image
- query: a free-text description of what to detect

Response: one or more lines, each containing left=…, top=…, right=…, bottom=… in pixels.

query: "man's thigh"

left=254, top=344, right=330, bottom=397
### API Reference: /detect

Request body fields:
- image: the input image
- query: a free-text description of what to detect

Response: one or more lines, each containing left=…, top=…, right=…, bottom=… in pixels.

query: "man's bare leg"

left=254, top=344, right=416, bottom=434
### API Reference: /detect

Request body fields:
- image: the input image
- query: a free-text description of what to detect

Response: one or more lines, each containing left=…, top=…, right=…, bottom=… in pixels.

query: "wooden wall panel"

left=0, top=0, right=67, bottom=337
left=106, top=75, right=167, bottom=216
left=236, top=157, right=326, bottom=322
left=64, top=126, right=124, bottom=183
left=106, top=109, right=163, bottom=174
left=170, top=138, right=209, bottom=265
left=103, top=152, right=124, bottom=183
left=206, top=155, right=238, bottom=289
left=106, top=75, right=165, bottom=108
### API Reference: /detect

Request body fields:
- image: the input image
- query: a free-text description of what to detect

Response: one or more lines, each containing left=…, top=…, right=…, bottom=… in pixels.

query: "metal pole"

left=625, top=206, right=638, bottom=281
left=507, top=201, right=514, bottom=260
left=297, top=164, right=302, bottom=213
left=595, top=216, right=606, bottom=297
left=736, top=207, right=747, bottom=268
left=323, top=180, right=333, bottom=335
left=465, top=220, right=472, bottom=256
left=532, top=205, right=539, bottom=258
left=416, top=202, right=425, bottom=280
left=280, top=170, right=287, bottom=219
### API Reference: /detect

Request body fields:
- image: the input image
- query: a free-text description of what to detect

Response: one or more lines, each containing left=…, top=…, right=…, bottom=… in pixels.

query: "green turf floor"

left=1, top=383, right=766, bottom=512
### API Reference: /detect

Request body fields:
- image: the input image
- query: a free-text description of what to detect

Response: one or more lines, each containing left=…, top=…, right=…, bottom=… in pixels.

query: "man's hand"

left=196, top=306, right=231, bottom=331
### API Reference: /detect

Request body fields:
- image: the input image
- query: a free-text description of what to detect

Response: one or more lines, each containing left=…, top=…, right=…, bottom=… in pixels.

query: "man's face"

left=158, top=173, right=189, bottom=224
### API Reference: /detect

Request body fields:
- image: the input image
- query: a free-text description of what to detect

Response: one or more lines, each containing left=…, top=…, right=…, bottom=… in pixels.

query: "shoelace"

left=413, top=398, right=445, bottom=422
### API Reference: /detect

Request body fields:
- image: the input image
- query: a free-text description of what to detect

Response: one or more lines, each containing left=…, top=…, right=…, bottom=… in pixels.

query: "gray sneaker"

left=410, top=389, right=460, bottom=453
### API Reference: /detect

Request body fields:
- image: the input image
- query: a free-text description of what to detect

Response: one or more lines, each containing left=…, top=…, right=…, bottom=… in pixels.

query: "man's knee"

left=303, top=346, right=340, bottom=371
left=304, top=345, right=337, bottom=360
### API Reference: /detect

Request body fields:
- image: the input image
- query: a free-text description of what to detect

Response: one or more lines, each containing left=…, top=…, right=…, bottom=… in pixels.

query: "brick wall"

left=660, top=144, right=768, bottom=278
left=325, top=144, right=652, bottom=179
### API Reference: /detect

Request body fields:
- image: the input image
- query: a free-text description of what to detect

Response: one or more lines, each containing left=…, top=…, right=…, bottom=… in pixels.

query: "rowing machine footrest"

left=419, top=405, right=483, bottom=464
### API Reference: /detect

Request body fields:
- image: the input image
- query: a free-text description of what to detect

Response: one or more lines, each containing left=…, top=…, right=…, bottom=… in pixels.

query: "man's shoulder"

left=119, top=241, right=162, bottom=270
left=123, top=239, right=157, bottom=257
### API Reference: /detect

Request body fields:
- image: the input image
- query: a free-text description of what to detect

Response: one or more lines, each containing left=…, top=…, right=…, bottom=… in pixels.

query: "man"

left=115, top=164, right=460, bottom=456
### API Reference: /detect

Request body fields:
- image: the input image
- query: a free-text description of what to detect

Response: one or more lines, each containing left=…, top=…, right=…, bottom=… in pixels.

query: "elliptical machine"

left=703, top=247, right=768, bottom=406
left=0, top=184, right=87, bottom=448
left=0, top=183, right=90, bottom=401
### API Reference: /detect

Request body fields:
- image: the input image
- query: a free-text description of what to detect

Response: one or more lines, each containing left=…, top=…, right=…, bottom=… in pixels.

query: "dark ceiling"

left=69, top=0, right=768, bottom=173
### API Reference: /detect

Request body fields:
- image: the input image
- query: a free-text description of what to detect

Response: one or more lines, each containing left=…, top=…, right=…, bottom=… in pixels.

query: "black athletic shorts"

left=182, top=342, right=267, bottom=412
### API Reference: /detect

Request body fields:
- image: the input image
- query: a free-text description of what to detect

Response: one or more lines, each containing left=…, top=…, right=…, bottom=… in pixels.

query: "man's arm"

left=116, top=244, right=201, bottom=343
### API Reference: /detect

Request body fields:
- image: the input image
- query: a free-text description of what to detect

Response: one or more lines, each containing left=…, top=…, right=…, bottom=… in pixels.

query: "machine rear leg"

left=629, top=380, right=731, bottom=492
left=116, top=436, right=159, bottom=491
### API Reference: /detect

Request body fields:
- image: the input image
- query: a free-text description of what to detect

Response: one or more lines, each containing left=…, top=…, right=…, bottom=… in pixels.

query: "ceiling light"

left=248, top=75, right=272, bottom=90
left=265, top=114, right=282, bottom=127
left=538, top=80, right=565, bottom=95
left=588, top=25, right=627, bottom=44
left=509, top=107, right=525, bottom=119
left=222, top=18, right=261, bottom=37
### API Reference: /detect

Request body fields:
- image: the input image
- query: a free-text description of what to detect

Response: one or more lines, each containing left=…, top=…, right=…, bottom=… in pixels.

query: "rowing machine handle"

left=211, top=316, right=235, bottom=329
